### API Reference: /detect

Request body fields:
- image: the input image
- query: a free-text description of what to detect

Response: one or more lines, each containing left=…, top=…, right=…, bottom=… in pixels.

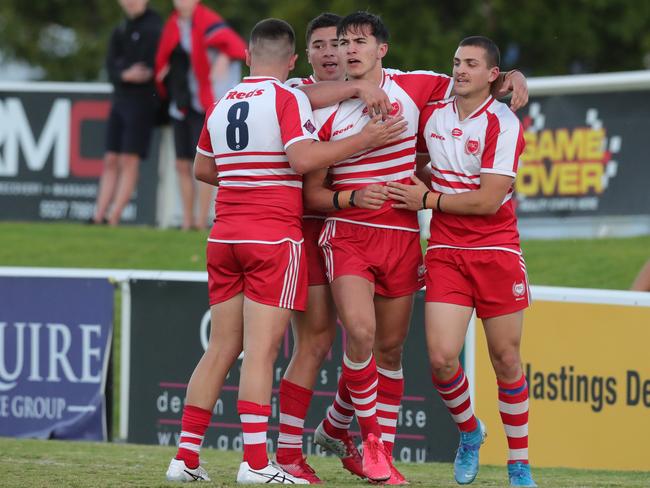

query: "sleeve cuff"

left=196, top=146, right=214, bottom=157
left=481, top=168, right=516, bottom=178
left=284, top=134, right=318, bottom=150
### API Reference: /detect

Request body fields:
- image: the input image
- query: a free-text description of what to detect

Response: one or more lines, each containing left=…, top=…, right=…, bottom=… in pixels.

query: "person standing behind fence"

left=155, top=0, right=246, bottom=230
left=91, top=0, right=161, bottom=226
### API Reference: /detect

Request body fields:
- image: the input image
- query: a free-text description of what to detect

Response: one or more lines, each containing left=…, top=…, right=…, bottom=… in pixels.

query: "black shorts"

left=172, top=108, right=205, bottom=160
left=105, top=96, right=156, bottom=158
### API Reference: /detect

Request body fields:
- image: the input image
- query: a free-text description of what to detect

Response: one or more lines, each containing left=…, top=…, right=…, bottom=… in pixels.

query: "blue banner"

left=0, top=277, right=113, bottom=440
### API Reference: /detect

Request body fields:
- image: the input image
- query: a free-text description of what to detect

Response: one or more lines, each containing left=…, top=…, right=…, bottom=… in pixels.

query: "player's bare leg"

left=482, top=311, right=524, bottom=383
left=276, top=285, right=337, bottom=482
left=236, top=298, right=308, bottom=484
left=330, top=275, right=391, bottom=482
left=107, top=153, right=139, bottom=226
left=331, top=276, right=375, bottom=361
left=166, top=294, right=244, bottom=482
left=238, top=298, right=291, bottom=402
left=194, top=180, right=215, bottom=230
left=175, top=158, right=195, bottom=230
left=426, top=302, right=485, bottom=485
left=483, top=311, right=536, bottom=487
left=310, top=283, right=364, bottom=479
left=631, top=260, right=650, bottom=291
left=93, top=151, right=119, bottom=223
left=285, top=285, right=337, bottom=389
left=373, top=293, right=414, bottom=484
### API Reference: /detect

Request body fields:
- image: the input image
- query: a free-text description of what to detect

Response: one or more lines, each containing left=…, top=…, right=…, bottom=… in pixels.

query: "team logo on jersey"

left=512, top=281, right=526, bottom=298
left=465, top=139, right=481, bottom=155
left=303, top=119, right=316, bottom=134
left=389, top=100, right=403, bottom=117
left=362, top=100, right=403, bottom=118
left=451, top=128, right=463, bottom=138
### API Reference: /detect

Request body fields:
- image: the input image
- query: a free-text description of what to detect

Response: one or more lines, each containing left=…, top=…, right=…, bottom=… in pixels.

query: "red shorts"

left=303, top=218, right=328, bottom=286
left=207, top=240, right=308, bottom=311
left=425, top=247, right=530, bottom=319
left=319, top=220, right=424, bottom=298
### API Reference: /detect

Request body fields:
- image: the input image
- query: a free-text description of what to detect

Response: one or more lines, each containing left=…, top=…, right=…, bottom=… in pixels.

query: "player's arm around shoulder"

left=491, top=70, right=528, bottom=111
left=299, top=79, right=392, bottom=117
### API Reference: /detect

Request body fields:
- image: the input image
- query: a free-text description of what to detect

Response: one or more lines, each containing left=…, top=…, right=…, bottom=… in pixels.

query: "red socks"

left=175, top=404, right=212, bottom=469
left=238, top=400, right=272, bottom=470
left=276, top=379, right=313, bottom=464
left=432, top=366, right=478, bottom=433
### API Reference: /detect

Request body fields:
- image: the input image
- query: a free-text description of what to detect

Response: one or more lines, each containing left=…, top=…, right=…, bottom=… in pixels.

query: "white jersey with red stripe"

left=284, top=74, right=327, bottom=221
left=286, top=75, right=316, bottom=89
left=417, top=95, right=525, bottom=251
left=197, top=76, right=318, bottom=243
left=314, top=68, right=452, bottom=231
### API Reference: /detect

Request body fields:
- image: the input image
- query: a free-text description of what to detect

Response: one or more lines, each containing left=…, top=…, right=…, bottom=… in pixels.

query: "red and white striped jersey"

left=314, top=68, right=452, bottom=231
left=284, top=74, right=326, bottom=221
left=417, top=95, right=525, bottom=251
left=197, top=76, right=318, bottom=243
left=286, top=75, right=316, bottom=89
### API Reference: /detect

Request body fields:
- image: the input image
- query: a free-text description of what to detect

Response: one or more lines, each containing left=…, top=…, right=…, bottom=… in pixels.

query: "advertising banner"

left=0, top=84, right=159, bottom=224
left=474, top=299, right=650, bottom=470
left=127, top=280, right=458, bottom=463
left=515, top=92, right=650, bottom=218
left=0, top=276, right=114, bottom=440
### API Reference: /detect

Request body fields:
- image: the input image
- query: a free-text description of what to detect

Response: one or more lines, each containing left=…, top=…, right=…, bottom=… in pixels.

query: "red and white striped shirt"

left=314, top=68, right=452, bottom=231
left=197, top=76, right=318, bottom=243
left=285, top=75, right=326, bottom=221
left=286, top=75, right=316, bottom=89
left=417, top=95, right=525, bottom=251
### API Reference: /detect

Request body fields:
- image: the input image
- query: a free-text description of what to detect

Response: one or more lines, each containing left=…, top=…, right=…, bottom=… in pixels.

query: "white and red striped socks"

left=322, top=372, right=355, bottom=439
left=276, top=379, right=313, bottom=464
left=376, top=367, right=404, bottom=457
left=432, top=366, right=478, bottom=433
left=176, top=404, right=212, bottom=469
left=342, top=354, right=382, bottom=439
left=498, top=375, right=530, bottom=464
left=238, top=400, right=272, bottom=470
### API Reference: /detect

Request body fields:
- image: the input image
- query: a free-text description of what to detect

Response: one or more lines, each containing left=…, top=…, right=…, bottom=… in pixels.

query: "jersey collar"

left=453, top=95, right=495, bottom=122
left=242, top=76, right=281, bottom=83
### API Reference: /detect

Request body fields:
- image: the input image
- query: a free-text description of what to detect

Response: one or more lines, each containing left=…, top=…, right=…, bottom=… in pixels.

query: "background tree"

left=0, top=0, right=649, bottom=82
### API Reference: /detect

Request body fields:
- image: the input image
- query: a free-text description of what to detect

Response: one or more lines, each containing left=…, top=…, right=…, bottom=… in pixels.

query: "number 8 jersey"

left=197, top=76, right=318, bottom=243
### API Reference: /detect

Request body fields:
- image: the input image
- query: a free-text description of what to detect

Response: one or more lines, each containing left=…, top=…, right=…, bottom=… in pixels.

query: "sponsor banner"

left=127, top=280, right=458, bottom=462
left=474, top=300, right=650, bottom=470
left=0, top=86, right=158, bottom=224
left=515, top=93, right=650, bottom=217
left=0, top=277, right=114, bottom=440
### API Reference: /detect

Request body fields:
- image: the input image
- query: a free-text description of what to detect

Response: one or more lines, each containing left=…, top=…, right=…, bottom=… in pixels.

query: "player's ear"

left=288, top=53, right=298, bottom=71
left=488, top=66, right=500, bottom=83
left=245, top=49, right=252, bottom=68
left=378, top=42, right=388, bottom=60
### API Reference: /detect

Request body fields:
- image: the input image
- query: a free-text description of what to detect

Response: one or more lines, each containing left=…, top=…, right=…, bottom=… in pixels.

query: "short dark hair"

left=458, top=36, right=500, bottom=68
left=306, top=13, right=342, bottom=44
left=249, top=18, right=295, bottom=59
left=337, top=11, right=389, bottom=44
left=250, top=18, right=296, bottom=49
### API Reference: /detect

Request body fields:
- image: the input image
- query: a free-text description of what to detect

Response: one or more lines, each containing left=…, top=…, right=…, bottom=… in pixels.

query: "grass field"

left=1, top=437, right=649, bottom=487
left=1, top=222, right=648, bottom=290
left=1, top=222, right=649, bottom=486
